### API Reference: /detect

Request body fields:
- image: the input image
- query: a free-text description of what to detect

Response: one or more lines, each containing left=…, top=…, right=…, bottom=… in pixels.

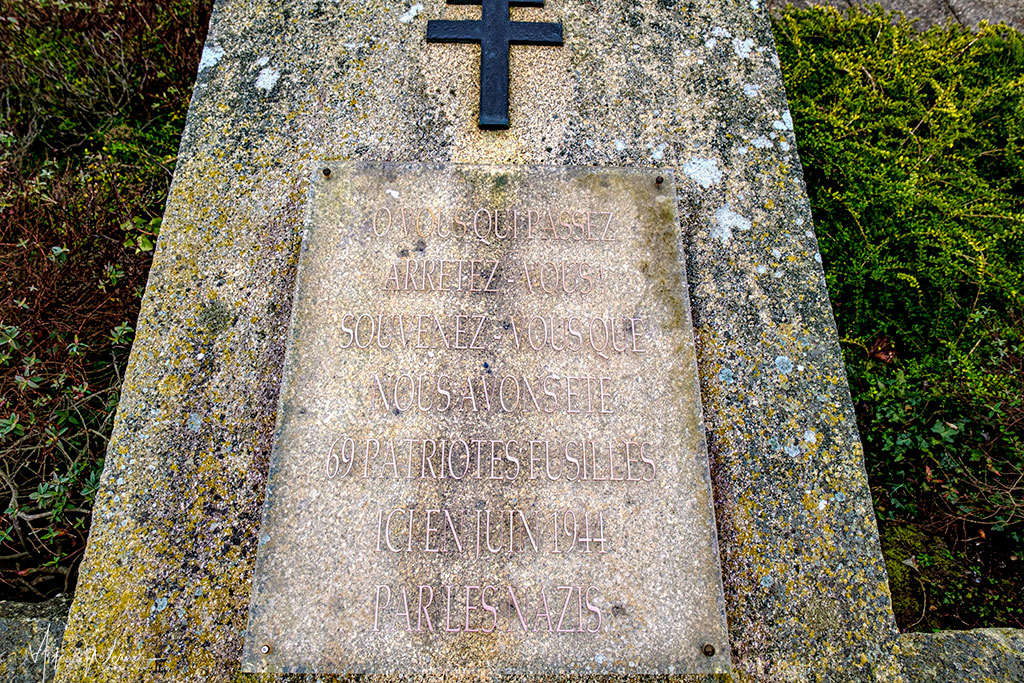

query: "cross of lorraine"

left=426, top=0, right=564, bottom=130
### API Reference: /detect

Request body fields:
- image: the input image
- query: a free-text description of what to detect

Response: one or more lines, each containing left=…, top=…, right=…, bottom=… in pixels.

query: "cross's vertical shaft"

left=480, top=0, right=510, bottom=128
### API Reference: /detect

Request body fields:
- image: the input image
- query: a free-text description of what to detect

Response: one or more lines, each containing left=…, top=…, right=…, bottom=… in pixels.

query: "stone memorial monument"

left=53, top=0, right=917, bottom=680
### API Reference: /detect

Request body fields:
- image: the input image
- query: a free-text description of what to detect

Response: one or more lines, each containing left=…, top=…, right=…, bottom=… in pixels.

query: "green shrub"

left=772, top=6, right=1024, bottom=629
left=0, top=0, right=211, bottom=599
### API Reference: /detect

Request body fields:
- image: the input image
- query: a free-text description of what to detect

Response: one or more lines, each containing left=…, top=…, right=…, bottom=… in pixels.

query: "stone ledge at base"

left=0, top=595, right=70, bottom=683
left=898, top=628, right=1024, bottom=683
left=3, top=602, right=1021, bottom=683
left=6, top=592, right=1021, bottom=682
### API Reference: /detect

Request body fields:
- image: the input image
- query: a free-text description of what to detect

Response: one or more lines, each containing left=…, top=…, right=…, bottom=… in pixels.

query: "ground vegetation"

left=0, top=0, right=212, bottom=598
left=773, top=5, right=1024, bottom=629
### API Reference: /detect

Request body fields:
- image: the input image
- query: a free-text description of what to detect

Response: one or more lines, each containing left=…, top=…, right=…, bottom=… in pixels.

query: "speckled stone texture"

left=899, top=629, right=1024, bottom=682
left=0, top=595, right=68, bottom=682
left=57, top=0, right=904, bottom=680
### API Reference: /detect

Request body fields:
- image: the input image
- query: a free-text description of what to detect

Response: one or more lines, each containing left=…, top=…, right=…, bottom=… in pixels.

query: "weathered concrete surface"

left=899, top=629, right=1024, bottom=682
left=0, top=595, right=69, bottom=682
left=766, top=0, right=1024, bottom=31
left=57, top=0, right=902, bottom=680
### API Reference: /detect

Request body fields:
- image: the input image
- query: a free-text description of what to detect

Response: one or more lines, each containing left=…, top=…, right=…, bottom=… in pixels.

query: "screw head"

left=655, top=175, right=664, bottom=185
left=322, top=168, right=331, bottom=178
left=261, top=644, right=271, bottom=654
left=702, top=643, right=716, bottom=657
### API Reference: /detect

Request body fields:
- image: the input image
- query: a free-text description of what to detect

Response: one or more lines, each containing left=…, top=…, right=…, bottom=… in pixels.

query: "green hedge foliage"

left=772, top=6, right=1023, bottom=629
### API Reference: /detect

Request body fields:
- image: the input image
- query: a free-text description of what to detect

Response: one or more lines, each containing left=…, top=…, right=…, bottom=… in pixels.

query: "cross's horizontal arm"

left=425, top=20, right=483, bottom=43
left=509, top=21, right=563, bottom=45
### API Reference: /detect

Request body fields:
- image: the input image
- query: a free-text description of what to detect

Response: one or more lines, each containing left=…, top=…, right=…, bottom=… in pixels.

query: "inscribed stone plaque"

left=242, top=163, right=731, bottom=675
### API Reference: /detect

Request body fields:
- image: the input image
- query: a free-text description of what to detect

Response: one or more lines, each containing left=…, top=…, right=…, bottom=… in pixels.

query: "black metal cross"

left=426, top=0, right=563, bottom=130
